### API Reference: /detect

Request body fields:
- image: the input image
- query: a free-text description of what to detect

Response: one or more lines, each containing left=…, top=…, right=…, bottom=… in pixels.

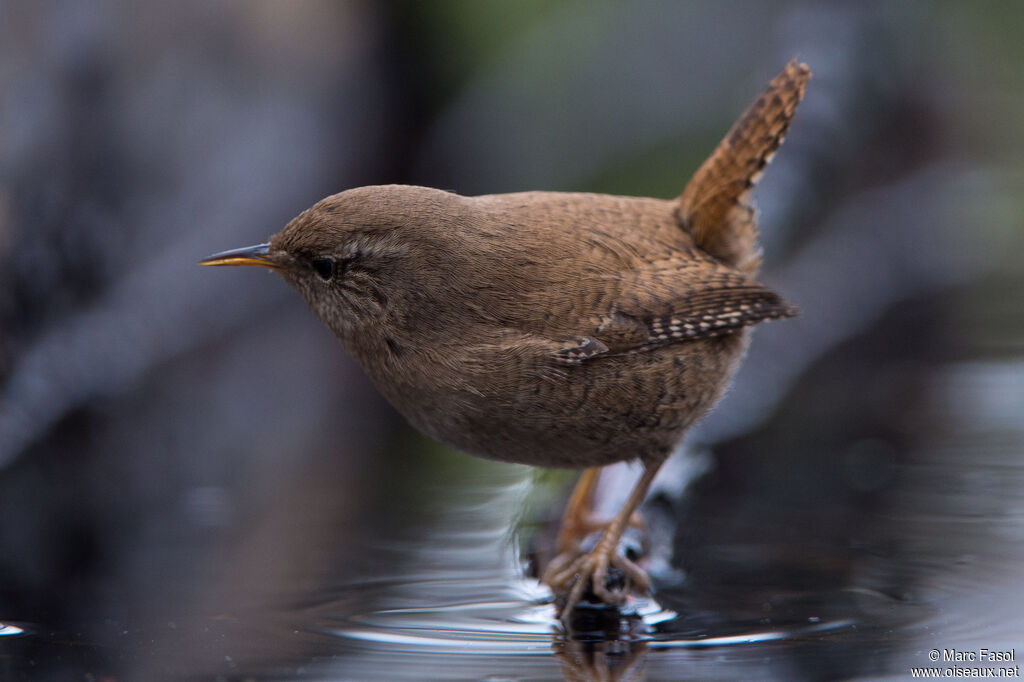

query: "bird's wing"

left=553, top=258, right=795, bottom=364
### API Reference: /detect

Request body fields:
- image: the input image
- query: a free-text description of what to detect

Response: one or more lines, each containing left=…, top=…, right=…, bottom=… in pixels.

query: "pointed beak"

left=198, top=243, right=278, bottom=269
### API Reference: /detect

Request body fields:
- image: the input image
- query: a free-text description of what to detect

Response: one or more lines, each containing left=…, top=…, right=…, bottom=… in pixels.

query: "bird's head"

left=199, top=185, right=472, bottom=356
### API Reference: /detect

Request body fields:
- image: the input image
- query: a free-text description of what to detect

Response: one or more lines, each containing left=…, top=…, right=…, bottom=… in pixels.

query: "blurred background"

left=1, top=1, right=1022, bottom=680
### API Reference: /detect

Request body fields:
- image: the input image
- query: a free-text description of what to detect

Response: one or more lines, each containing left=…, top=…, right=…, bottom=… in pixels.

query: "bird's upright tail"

left=676, top=60, right=810, bottom=276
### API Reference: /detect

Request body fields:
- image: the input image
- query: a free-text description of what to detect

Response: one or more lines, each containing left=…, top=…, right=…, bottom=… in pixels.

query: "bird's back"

left=375, top=191, right=787, bottom=468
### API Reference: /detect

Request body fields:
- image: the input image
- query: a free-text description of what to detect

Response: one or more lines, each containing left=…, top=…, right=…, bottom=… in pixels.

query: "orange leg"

left=542, top=462, right=661, bottom=614
left=553, top=467, right=603, bottom=554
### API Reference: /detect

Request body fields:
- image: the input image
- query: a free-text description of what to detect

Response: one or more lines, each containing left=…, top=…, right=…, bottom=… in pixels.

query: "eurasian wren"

left=200, top=60, right=810, bottom=615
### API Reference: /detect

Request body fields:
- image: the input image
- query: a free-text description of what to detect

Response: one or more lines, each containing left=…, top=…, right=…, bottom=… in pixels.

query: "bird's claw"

left=543, top=544, right=650, bottom=616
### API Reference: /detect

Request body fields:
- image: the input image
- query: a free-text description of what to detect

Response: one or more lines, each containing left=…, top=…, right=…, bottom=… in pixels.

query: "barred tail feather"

left=677, top=60, right=810, bottom=275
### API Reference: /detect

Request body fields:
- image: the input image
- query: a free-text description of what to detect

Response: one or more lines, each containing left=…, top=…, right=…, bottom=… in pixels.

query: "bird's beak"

left=198, top=243, right=278, bottom=269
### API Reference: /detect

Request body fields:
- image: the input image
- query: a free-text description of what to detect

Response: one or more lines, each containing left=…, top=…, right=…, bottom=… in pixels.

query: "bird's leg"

left=554, top=467, right=603, bottom=554
left=545, top=467, right=647, bottom=575
left=540, top=468, right=607, bottom=584
left=543, top=462, right=662, bottom=614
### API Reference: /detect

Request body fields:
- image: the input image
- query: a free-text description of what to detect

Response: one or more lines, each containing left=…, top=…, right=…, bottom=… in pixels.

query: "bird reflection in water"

left=553, top=619, right=649, bottom=682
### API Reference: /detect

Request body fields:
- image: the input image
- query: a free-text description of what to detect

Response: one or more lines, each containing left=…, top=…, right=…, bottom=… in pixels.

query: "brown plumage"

left=200, top=60, right=811, bottom=616
left=679, top=59, right=810, bottom=274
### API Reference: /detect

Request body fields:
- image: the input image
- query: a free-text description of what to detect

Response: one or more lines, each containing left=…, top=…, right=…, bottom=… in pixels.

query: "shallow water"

left=318, top=575, right=859, bottom=680
left=2, top=355, right=1024, bottom=681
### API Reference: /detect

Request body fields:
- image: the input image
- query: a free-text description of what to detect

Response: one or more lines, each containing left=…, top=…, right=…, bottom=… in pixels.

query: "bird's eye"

left=312, top=256, right=335, bottom=280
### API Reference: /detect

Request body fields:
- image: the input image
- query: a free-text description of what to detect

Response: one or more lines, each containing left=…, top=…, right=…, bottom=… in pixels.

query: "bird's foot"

left=542, top=541, right=650, bottom=616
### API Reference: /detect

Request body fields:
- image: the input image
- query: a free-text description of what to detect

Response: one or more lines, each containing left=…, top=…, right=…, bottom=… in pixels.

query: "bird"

left=200, top=60, right=810, bottom=617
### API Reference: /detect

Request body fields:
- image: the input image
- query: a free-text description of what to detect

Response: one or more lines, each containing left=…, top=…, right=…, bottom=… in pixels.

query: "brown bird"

left=200, top=60, right=810, bottom=616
